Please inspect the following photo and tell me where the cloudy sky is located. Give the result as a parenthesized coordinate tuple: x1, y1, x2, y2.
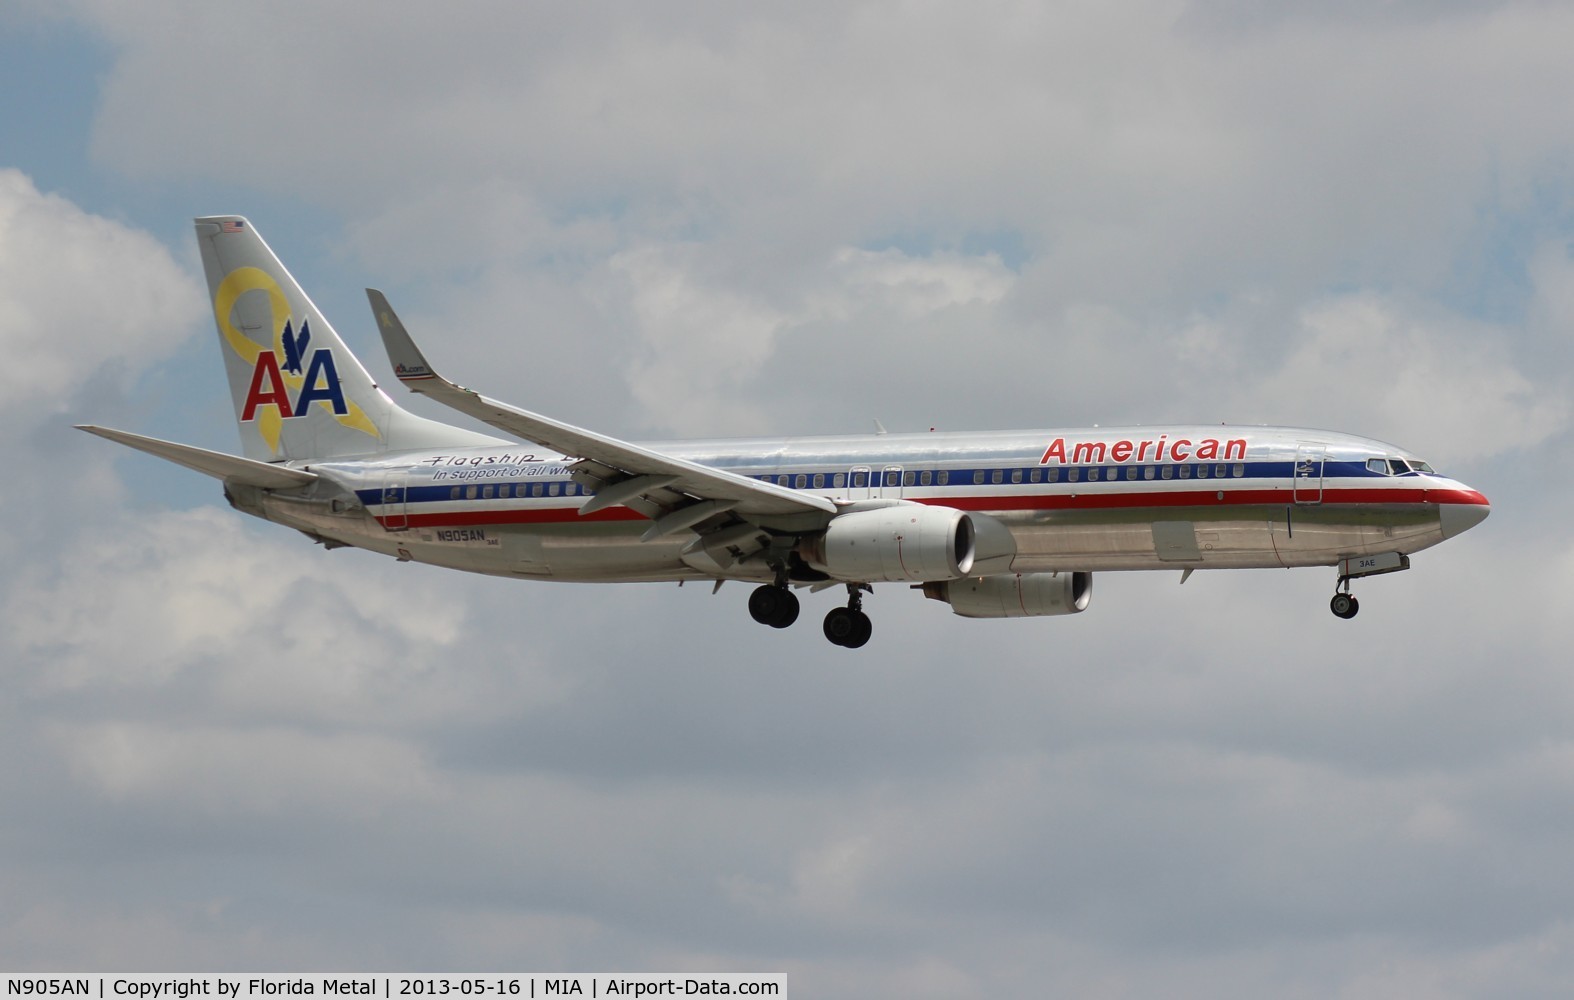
(3, 1, 1573, 994)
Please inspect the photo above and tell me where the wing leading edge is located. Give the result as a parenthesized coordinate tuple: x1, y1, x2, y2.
(367, 290, 837, 535)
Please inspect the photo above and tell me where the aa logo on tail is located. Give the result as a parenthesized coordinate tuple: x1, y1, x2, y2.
(239, 319, 348, 420)
(213, 265, 380, 455)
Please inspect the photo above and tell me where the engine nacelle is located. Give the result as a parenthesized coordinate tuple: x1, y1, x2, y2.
(803, 505, 975, 582)
(923, 572, 1092, 618)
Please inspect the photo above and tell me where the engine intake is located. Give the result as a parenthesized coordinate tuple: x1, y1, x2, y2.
(923, 572, 1092, 618)
(803, 504, 975, 582)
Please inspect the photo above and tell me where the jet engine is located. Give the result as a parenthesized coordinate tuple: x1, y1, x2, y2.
(802, 504, 975, 582)
(922, 572, 1092, 618)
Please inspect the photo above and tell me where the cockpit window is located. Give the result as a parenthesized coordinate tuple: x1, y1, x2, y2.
(1368, 456, 1432, 476)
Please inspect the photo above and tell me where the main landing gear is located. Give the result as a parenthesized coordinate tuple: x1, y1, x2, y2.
(746, 582, 873, 647)
(823, 585, 873, 649)
(747, 583, 800, 629)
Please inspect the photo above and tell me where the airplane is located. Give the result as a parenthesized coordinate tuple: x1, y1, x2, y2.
(79, 216, 1491, 648)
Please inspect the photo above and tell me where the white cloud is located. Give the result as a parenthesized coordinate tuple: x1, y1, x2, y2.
(0, 168, 202, 418)
(2, 506, 577, 727)
(1238, 293, 1567, 461)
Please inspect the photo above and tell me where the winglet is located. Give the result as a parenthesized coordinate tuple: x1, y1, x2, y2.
(367, 289, 439, 384)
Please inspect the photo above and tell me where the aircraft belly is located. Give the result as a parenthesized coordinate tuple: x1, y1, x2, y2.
(264, 489, 1452, 584)
(405, 523, 700, 581)
(1001, 504, 1446, 572)
(1268, 504, 1445, 566)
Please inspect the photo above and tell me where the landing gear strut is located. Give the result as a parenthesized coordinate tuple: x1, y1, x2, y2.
(748, 583, 800, 628)
(823, 585, 873, 648)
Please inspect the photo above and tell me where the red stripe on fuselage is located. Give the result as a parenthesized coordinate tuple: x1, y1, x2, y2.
(375, 484, 1486, 529)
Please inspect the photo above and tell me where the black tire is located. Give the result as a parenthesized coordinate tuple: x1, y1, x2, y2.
(843, 610, 873, 648)
(749, 585, 799, 628)
(1330, 593, 1358, 619)
(823, 607, 857, 646)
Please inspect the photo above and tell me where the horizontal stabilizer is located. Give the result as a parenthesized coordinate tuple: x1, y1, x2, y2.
(77, 425, 318, 489)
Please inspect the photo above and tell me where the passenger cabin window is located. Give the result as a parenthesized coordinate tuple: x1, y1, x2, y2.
(450, 486, 461, 500)
(1232, 463, 1246, 478)
(1144, 467, 1156, 480)
(1125, 467, 1138, 481)
(991, 469, 1003, 485)
(466, 485, 478, 500)
(937, 470, 949, 486)
(853, 471, 868, 487)
(482, 485, 494, 499)
(1161, 466, 1173, 480)
(795, 474, 807, 489)
(1030, 469, 1042, 484)
(833, 473, 846, 488)
(903, 471, 916, 487)
(973, 471, 985, 485)
(1088, 468, 1099, 482)
(885, 470, 900, 487)
(920, 470, 932, 486)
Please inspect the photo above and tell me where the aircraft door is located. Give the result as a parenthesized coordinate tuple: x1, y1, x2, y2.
(379, 470, 409, 531)
(1293, 444, 1325, 505)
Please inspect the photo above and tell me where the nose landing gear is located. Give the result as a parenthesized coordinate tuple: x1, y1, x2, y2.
(1328, 552, 1410, 619)
(1330, 590, 1360, 619)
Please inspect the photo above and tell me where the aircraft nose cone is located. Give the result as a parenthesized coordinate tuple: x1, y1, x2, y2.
(1439, 491, 1491, 538)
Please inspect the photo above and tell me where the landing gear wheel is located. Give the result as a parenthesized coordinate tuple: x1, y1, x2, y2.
(823, 607, 873, 648)
(1330, 593, 1359, 620)
(748, 584, 799, 628)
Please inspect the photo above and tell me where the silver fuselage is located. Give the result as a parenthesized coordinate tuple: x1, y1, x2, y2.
(236, 424, 1489, 584)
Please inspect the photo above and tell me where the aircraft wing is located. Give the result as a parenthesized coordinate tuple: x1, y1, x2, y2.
(367, 290, 836, 523)
(77, 425, 318, 489)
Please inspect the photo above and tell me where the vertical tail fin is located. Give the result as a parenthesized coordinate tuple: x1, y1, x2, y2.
(195, 216, 500, 461)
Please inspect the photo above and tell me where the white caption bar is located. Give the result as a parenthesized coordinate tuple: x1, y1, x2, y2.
(2, 976, 786, 1000)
